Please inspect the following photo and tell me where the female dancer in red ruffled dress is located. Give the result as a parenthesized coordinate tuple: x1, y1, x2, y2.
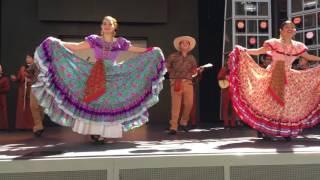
(228, 20, 320, 140)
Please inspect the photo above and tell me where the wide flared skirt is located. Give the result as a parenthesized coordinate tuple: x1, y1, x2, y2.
(32, 37, 166, 138)
(228, 47, 320, 137)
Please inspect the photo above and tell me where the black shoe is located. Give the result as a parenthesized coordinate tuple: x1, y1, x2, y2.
(257, 131, 263, 138)
(90, 135, 99, 141)
(179, 125, 189, 132)
(190, 124, 197, 129)
(262, 136, 271, 141)
(34, 129, 44, 137)
(168, 129, 177, 135)
(284, 137, 292, 142)
(257, 131, 274, 141)
(90, 135, 105, 144)
(95, 138, 105, 145)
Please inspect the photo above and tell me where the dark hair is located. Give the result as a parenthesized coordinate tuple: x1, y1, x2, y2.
(280, 20, 295, 30)
(26, 54, 33, 57)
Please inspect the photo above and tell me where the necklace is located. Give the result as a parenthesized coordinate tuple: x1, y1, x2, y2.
(102, 43, 107, 58)
(101, 39, 113, 59)
(283, 44, 293, 56)
(280, 39, 294, 56)
(278, 39, 295, 71)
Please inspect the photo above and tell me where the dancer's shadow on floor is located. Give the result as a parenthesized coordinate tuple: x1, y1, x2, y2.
(216, 134, 320, 153)
(125, 126, 258, 155)
(13, 142, 140, 160)
(0, 135, 140, 160)
(12, 141, 140, 160)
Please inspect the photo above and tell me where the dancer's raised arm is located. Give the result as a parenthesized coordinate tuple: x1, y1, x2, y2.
(62, 41, 90, 51)
(300, 51, 320, 61)
(246, 46, 270, 56)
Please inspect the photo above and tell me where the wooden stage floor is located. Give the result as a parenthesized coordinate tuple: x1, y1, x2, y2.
(1, 123, 320, 161)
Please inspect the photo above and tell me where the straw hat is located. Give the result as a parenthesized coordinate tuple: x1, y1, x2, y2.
(173, 36, 196, 51)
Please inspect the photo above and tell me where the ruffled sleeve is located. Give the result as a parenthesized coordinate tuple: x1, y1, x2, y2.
(293, 41, 308, 56)
(263, 38, 278, 50)
(117, 37, 132, 50)
(85, 34, 99, 48)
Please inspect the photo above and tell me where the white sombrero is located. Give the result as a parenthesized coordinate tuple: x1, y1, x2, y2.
(173, 36, 196, 51)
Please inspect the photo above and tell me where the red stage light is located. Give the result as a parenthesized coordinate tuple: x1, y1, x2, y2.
(306, 31, 314, 39)
(260, 21, 268, 29)
(293, 17, 302, 25)
(249, 37, 257, 45)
